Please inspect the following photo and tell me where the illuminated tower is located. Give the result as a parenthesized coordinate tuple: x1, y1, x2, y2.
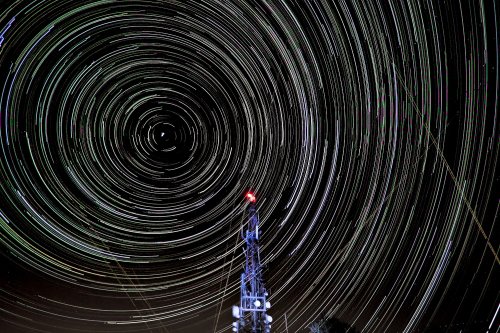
(232, 192, 272, 332)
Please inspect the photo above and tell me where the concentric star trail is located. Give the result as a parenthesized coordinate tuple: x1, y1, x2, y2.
(0, 1, 498, 332)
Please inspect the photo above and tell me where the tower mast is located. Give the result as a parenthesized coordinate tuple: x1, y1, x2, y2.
(232, 192, 272, 333)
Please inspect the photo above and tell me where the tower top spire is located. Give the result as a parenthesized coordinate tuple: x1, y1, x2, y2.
(245, 192, 257, 203)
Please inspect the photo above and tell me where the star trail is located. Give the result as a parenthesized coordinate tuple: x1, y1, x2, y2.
(0, 1, 498, 332)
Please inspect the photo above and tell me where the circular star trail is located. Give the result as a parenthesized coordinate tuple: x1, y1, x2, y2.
(0, 1, 498, 332)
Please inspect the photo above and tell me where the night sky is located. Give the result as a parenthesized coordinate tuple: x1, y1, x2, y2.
(0, 1, 498, 332)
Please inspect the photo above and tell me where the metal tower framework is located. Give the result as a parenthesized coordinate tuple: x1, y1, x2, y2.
(232, 193, 272, 333)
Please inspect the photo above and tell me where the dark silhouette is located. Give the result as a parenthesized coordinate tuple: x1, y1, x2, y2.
(309, 315, 358, 333)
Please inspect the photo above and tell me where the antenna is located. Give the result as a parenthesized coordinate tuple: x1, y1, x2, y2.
(232, 192, 271, 332)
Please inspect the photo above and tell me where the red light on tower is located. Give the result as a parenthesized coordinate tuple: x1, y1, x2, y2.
(246, 192, 256, 203)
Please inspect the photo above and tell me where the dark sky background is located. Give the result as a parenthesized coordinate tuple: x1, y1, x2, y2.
(0, 1, 498, 332)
